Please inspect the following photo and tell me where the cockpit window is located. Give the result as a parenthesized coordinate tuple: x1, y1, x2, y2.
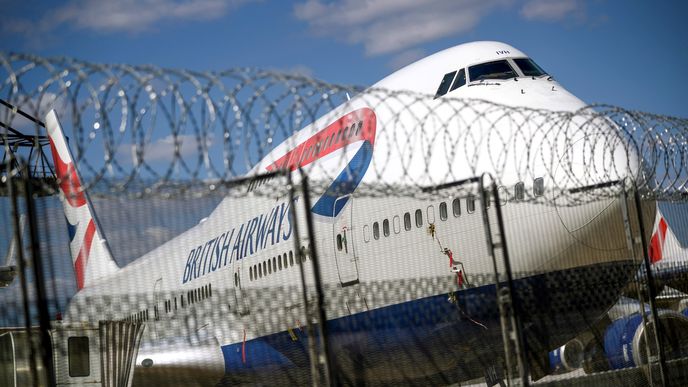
(434, 71, 456, 99)
(514, 58, 547, 77)
(468, 60, 517, 82)
(450, 69, 466, 91)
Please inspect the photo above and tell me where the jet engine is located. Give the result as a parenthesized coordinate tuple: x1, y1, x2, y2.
(549, 338, 585, 374)
(602, 310, 688, 370)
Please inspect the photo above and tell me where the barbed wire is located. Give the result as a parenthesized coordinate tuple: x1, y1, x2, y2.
(1, 52, 686, 202)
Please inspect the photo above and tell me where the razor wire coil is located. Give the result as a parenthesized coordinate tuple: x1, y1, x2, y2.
(1, 52, 687, 203)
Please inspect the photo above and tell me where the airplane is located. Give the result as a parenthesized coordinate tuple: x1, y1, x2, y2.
(11, 41, 659, 385)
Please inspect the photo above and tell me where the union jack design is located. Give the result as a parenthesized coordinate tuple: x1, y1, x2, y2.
(46, 110, 119, 290)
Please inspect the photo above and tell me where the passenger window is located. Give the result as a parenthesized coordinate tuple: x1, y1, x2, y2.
(415, 209, 423, 228)
(515, 182, 525, 201)
(373, 222, 380, 240)
(534, 177, 544, 196)
(404, 212, 411, 231)
(273, 257, 277, 272)
(393, 215, 401, 234)
(263, 261, 267, 275)
(363, 225, 370, 243)
(278, 255, 283, 270)
(383, 219, 390, 237)
(427, 205, 435, 224)
(68, 337, 90, 377)
(268, 259, 272, 274)
(249, 267, 253, 281)
(434, 71, 457, 99)
(450, 69, 466, 91)
(337, 234, 343, 250)
(467, 195, 476, 213)
(452, 198, 461, 217)
(439, 202, 448, 220)
(289, 251, 294, 266)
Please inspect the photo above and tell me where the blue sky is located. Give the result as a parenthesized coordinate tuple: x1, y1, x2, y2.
(1, 0, 686, 117)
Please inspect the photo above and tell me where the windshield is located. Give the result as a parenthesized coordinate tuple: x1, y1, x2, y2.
(468, 60, 517, 81)
(513, 58, 547, 77)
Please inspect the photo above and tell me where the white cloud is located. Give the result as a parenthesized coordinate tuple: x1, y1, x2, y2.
(294, 0, 512, 56)
(284, 65, 316, 78)
(118, 133, 212, 165)
(7, 0, 254, 36)
(520, 0, 583, 21)
(295, 0, 589, 66)
(0, 92, 69, 133)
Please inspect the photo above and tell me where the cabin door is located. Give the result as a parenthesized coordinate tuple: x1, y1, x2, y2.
(232, 260, 250, 315)
(333, 195, 359, 286)
(153, 277, 163, 338)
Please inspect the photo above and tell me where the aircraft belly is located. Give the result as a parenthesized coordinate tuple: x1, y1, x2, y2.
(218, 259, 635, 384)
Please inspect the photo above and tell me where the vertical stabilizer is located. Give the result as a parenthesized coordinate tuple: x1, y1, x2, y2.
(45, 110, 119, 290)
(649, 206, 684, 264)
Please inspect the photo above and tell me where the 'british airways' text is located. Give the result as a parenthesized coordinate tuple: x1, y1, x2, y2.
(182, 198, 297, 284)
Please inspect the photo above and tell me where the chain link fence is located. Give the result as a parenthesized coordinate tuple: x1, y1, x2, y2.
(1, 53, 688, 386)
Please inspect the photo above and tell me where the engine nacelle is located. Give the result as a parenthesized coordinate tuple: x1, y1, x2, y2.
(132, 335, 225, 387)
(549, 338, 584, 374)
(603, 310, 688, 370)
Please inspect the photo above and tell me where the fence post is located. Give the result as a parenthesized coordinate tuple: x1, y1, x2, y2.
(20, 160, 55, 387)
(631, 184, 668, 386)
(288, 172, 333, 386)
(479, 173, 529, 387)
(5, 158, 55, 386)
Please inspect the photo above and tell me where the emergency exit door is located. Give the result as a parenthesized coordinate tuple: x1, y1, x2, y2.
(333, 195, 359, 286)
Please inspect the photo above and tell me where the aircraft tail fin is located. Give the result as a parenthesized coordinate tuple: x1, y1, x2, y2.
(45, 110, 119, 290)
(649, 206, 682, 264)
